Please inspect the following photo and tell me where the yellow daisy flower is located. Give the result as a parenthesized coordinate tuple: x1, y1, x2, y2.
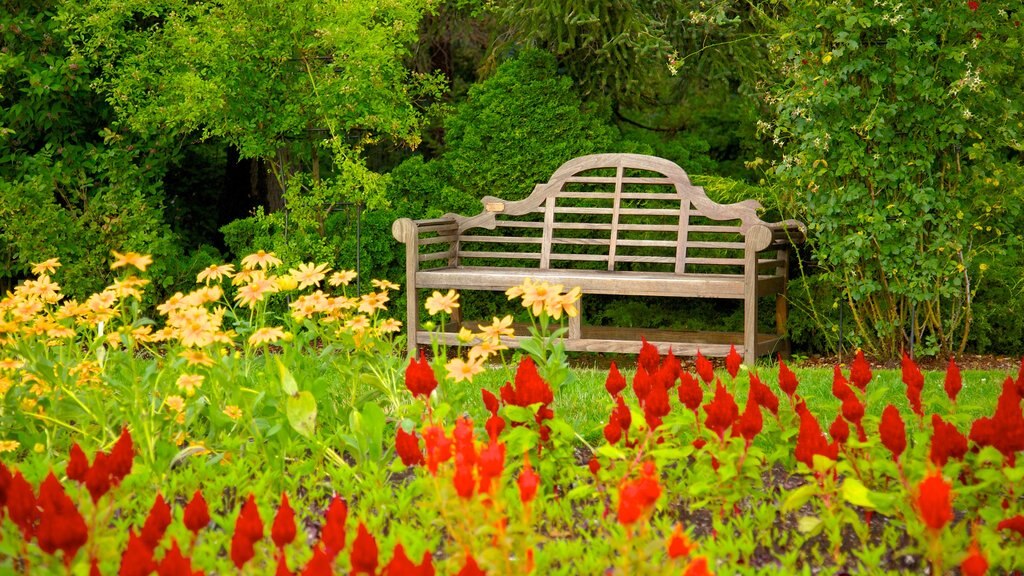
(288, 262, 331, 290)
(328, 270, 358, 286)
(445, 357, 485, 383)
(425, 289, 460, 316)
(197, 263, 235, 284)
(31, 257, 61, 275)
(223, 405, 243, 420)
(110, 251, 153, 272)
(240, 250, 283, 270)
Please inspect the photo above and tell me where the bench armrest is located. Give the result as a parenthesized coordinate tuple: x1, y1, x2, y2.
(745, 220, 807, 252)
(391, 216, 460, 245)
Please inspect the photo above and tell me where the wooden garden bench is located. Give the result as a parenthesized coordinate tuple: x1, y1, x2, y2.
(392, 153, 805, 364)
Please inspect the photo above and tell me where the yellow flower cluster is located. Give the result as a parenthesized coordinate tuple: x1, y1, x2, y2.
(506, 279, 581, 320)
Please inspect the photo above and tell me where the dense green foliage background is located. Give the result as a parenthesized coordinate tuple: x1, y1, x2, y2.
(2, 0, 1022, 357)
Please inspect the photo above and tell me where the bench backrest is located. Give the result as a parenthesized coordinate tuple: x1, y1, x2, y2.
(424, 154, 773, 275)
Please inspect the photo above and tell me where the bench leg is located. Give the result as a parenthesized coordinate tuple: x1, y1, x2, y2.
(569, 294, 582, 341)
(744, 292, 757, 366)
(406, 288, 418, 359)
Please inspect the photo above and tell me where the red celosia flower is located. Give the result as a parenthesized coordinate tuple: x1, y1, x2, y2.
(321, 495, 348, 558)
(422, 425, 453, 475)
(456, 552, 485, 576)
(141, 493, 172, 550)
(502, 356, 553, 407)
(929, 414, 968, 467)
(617, 462, 661, 525)
(157, 539, 200, 576)
(643, 378, 671, 430)
(120, 529, 157, 576)
(604, 415, 622, 445)
(384, 543, 435, 576)
(484, 414, 505, 442)
(85, 452, 111, 504)
(396, 427, 425, 467)
(109, 426, 135, 484)
(703, 380, 739, 440)
(272, 492, 297, 549)
(677, 372, 703, 412)
(660, 349, 681, 387)
(481, 389, 499, 415)
(749, 373, 779, 416)
(477, 440, 505, 494)
(944, 356, 962, 403)
(997, 514, 1024, 536)
(518, 455, 540, 504)
(301, 546, 334, 576)
(0, 462, 11, 514)
(405, 351, 438, 399)
(734, 392, 763, 443)
(275, 551, 295, 576)
(778, 356, 799, 399)
(230, 527, 256, 570)
(969, 377, 1024, 462)
(632, 366, 653, 405)
(967, 1, 979, 11)
(6, 470, 38, 539)
(850, 349, 872, 391)
(67, 443, 89, 483)
(794, 404, 838, 468)
(90, 558, 101, 576)
(961, 541, 988, 576)
(695, 350, 714, 384)
(183, 490, 210, 535)
(683, 556, 712, 576)
(36, 472, 89, 565)
(350, 522, 379, 575)
(453, 416, 477, 466)
(354, 522, 382, 569)
(901, 351, 925, 418)
(831, 365, 854, 403)
(588, 457, 601, 476)
(829, 414, 849, 444)
(639, 337, 661, 374)
(235, 494, 264, 544)
(667, 523, 694, 559)
(725, 344, 741, 378)
(605, 362, 626, 397)
(915, 470, 953, 532)
(879, 405, 906, 461)
(453, 459, 475, 499)
(613, 395, 632, 431)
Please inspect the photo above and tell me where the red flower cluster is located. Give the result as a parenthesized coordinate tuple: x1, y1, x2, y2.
(499, 357, 555, 441)
(794, 402, 838, 469)
(231, 494, 264, 569)
(36, 472, 89, 566)
(945, 356, 963, 403)
(879, 405, 907, 462)
(617, 461, 661, 525)
(405, 351, 438, 399)
(777, 356, 799, 400)
(703, 380, 739, 441)
(396, 426, 426, 467)
(969, 376, 1024, 464)
(901, 351, 925, 419)
(915, 470, 953, 533)
(695, 350, 714, 384)
(67, 427, 135, 504)
(929, 414, 968, 467)
(481, 389, 505, 441)
(850, 349, 872, 391)
(725, 344, 741, 379)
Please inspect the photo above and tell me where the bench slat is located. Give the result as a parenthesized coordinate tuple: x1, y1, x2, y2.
(418, 235, 458, 246)
(558, 191, 682, 200)
(460, 235, 544, 244)
(686, 257, 744, 266)
(419, 251, 453, 263)
(460, 251, 541, 260)
(686, 241, 745, 250)
(565, 176, 676, 185)
(688, 225, 742, 233)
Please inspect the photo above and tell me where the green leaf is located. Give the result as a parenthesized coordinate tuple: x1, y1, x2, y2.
(797, 516, 822, 534)
(360, 402, 386, 460)
(595, 444, 627, 460)
(503, 405, 536, 424)
(782, 483, 818, 513)
(566, 484, 596, 501)
(841, 477, 876, 509)
(286, 391, 317, 439)
(277, 358, 298, 396)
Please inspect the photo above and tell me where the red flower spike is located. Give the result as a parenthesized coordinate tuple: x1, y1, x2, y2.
(969, 377, 1024, 461)
(481, 389, 499, 414)
(831, 365, 854, 403)
(37, 472, 89, 565)
(794, 406, 838, 468)
(301, 546, 334, 576)
(667, 524, 694, 559)
(915, 470, 953, 532)
(384, 543, 422, 576)
(109, 426, 135, 484)
(0, 461, 11, 507)
(477, 441, 505, 494)
(661, 348, 681, 387)
(841, 395, 864, 427)
(509, 356, 553, 407)
(643, 377, 671, 430)
(453, 460, 475, 499)
(350, 523, 379, 575)
(638, 336, 661, 375)
(677, 372, 703, 412)
(879, 405, 907, 462)
(157, 539, 197, 576)
(456, 552, 485, 576)
(6, 470, 38, 539)
(67, 443, 89, 483)
(85, 451, 111, 504)
(484, 414, 505, 442)
(518, 455, 540, 504)
(395, 427, 425, 467)
(850, 349, 872, 391)
(605, 362, 626, 397)
(829, 414, 849, 444)
(997, 515, 1024, 536)
(632, 366, 653, 405)
(230, 529, 256, 570)
(682, 556, 712, 576)
(141, 493, 172, 550)
(235, 493, 264, 543)
(778, 356, 799, 399)
(961, 541, 988, 576)
(967, 1, 979, 11)
(613, 395, 632, 431)
(588, 457, 601, 476)
(749, 373, 779, 416)
(405, 351, 438, 399)
(183, 490, 210, 535)
(703, 380, 739, 440)
(616, 464, 661, 525)
(725, 344, 741, 379)
(944, 356, 962, 403)
(1017, 356, 1024, 397)
(272, 492, 297, 549)
(734, 392, 763, 443)
(120, 530, 157, 576)
(695, 350, 714, 384)
(453, 416, 477, 466)
(276, 550, 296, 576)
(90, 558, 102, 576)
(901, 351, 925, 418)
(929, 414, 968, 467)
(604, 416, 623, 445)
(422, 425, 452, 475)
(321, 495, 348, 557)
